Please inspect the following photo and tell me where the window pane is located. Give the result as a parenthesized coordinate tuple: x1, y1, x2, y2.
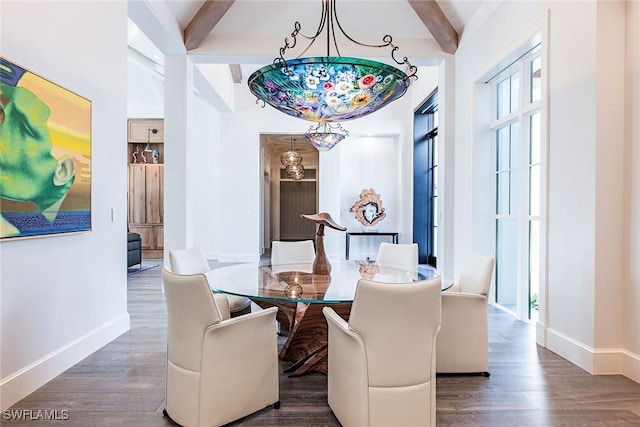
(497, 127, 510, 171)
(529, 220, 540, 320)
(510, 122, 519, 169)
(433, 135, 438, 163)
(529, 164, 540, 216)
(497, 77, 510, 119)
(530, 112, 541, 164)
(496, 219, 518, 309)
(433, 226, 438, 258)
(530, 56, 541, 103)
(510, 72, 520, 113)
(497, 172, 509, 214)
(433, 165, 438, 197)
(509, 170, 519, 215)
(433, 196, 438, 227)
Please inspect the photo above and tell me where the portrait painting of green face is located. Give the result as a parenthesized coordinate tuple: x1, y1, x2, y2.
(0, 57, 91, 239)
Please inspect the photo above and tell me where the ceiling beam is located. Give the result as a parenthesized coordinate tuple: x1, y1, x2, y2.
(407, 0, 459, 55)
(229, 64, 242, 83)
(183, 0, 236, 51)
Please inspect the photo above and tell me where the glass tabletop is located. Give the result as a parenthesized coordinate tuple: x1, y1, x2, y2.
(206, 261, 443, 304)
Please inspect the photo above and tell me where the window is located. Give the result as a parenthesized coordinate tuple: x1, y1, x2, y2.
(413, 89, 438, 267)
(490, 44, 542, 320)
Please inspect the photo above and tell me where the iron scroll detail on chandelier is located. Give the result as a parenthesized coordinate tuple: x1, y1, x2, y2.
(248, 0, 418, 151)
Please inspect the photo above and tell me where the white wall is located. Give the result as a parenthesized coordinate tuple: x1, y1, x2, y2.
(339, 136, 401, 260)
(192, 97, 223, 259)
(625, 0, 640, 381)
(0, 1, 130, 409)
(453, 0, 638, 381)
(593, 0, 626, 363)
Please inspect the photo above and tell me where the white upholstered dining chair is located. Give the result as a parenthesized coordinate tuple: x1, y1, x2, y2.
(270, 240, 316, 265)
(436, 252, 495, 376)
(161, 268, 280, 426)
(375, 242, 419, 270)
(323, 276, 442, 427)
(169, 246, 252, 317)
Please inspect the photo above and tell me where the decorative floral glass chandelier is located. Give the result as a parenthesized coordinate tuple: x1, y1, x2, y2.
(305, 122, 349, 151)
(248, 0, 417, 151)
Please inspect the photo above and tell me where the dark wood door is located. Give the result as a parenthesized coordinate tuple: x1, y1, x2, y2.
(280, 181, 316, 241)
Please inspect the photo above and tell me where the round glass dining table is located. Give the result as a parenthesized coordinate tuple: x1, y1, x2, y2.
(206, 260, 440, 303)
(206, 260, 443, 376)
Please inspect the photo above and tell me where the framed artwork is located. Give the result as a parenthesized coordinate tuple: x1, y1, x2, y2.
(0, 57, 92, 239)
(350, 188, 386, 227)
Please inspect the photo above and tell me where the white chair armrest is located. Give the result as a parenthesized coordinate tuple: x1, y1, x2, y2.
(323, 307, 369, 427)
(200, 307, 279, 425)
(437, 292, 488, 373)
(212, 293, 231, 320)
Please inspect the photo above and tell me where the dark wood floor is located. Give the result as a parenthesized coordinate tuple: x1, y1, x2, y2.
(6, 261, 640, 426)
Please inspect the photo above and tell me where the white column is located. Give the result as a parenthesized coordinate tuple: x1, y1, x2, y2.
(163, 54, 194, 261)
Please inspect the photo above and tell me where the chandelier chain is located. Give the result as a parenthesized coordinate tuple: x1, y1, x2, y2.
(275, 0, 417, 80)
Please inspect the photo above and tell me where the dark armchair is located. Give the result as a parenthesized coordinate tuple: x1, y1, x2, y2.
(128, 232, 142, 268)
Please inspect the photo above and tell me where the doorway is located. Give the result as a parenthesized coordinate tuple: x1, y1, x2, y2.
(261, 134, 319, 253)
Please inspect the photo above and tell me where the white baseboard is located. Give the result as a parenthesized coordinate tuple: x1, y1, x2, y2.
(594, 348, 640, 383)
(545, 326, 640, 384)
(620, 350, 640, 383)
(0, 313, 130, 411)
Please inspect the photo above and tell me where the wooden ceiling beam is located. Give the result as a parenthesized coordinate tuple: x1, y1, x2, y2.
(229, 64, 242, 83)
(407, 0, 459, 54)
(184, 0, 236, 51)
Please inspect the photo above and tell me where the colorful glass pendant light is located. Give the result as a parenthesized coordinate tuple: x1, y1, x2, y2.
(248, 0, 417, 125)
(304, 122, 349, 151)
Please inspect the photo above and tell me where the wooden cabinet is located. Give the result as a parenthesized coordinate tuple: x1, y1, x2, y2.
(128, 118, 164, 165)
(128, 163, 164, 258)
(128, 119, 164, 142)
(128, 119, 164, 259)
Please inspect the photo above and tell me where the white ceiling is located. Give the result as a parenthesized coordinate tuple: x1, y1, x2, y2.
(128, 0, 485, 69)
(162, 0, 481, 39)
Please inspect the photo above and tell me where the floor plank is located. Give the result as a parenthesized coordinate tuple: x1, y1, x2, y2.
(5, 260, 640, 426)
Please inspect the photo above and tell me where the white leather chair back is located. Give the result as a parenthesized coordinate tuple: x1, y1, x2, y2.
(375, 242, 418, 270)
(162, 268, 222, 373)
(169, 247, 210, 274)
(162, 268, 280, 426)
(459, 253, 495, 295)
(170, 247, 252, 316)
(271, 240, 315, 265)
(349, 277, 441, 387)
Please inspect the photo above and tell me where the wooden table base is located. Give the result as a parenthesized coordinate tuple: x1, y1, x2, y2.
(254, 300, 351, 376)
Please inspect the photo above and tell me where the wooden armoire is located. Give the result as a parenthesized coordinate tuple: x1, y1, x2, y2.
(127, 119, 164, 259)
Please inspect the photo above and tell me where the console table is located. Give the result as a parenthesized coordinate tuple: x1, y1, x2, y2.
(345, 231, 399, 260)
